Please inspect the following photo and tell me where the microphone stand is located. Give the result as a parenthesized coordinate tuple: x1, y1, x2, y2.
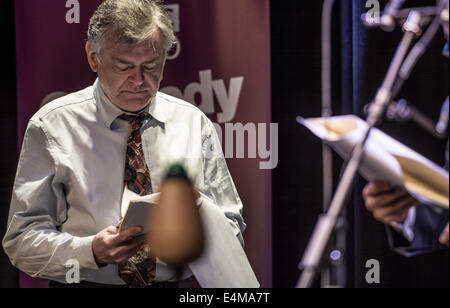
(296, 10, 428, 288)
(320, 0, 336, 288)
(388, 11, 449, 138)
(363, 11, 447, 139)
(362, 6, 439, 30)
(393, 11, 445, 99)
(386, 98, 448, 139)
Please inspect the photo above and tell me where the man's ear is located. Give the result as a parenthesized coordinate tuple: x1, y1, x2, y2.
(85, 42, 99, 73)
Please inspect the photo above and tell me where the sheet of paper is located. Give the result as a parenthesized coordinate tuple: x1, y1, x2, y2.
(119, 188, 160, 233)
(188, 195, 260, 288)
(121, 187, 140, 218)
(298, 115, 449, 208)
(119, 188, 259, 286)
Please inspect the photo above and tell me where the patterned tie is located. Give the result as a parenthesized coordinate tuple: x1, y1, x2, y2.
(118, 112, 156, 288)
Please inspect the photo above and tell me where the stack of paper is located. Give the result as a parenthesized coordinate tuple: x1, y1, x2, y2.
(297, 115, 449, 209)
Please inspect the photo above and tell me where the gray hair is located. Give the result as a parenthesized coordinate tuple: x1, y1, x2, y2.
(87, 0, 176, 55)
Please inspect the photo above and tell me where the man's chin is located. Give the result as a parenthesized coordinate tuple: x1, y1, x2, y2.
(117, 98, 152, 113)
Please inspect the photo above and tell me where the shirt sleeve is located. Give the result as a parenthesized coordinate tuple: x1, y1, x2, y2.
(2, 119, 99, 280)
(199, 116, 247, 247)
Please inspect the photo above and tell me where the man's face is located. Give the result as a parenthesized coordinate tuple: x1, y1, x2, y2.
(86, 32, 166, 112)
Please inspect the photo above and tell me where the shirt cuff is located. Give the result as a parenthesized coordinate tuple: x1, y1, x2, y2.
(389, 207, 416, 242)
(72, 235, 100, 270)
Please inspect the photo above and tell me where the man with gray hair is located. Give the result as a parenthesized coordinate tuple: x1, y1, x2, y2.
(3, 0, 246, 288)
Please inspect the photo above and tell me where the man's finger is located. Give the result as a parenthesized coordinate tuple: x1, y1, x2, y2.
(116, 245, 144, 264)
(439, 224, 449, 246)
(363, 181, 394, 198)
(372, 180, 393, 191)
(113, 235, 147, 263)
(105, 226, 119, 234)
(365, 187, 410, 211)
(115, 226, 143, 243)
(374, 195, 417, 223)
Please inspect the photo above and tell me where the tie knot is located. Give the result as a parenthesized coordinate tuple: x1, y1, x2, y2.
(119, 112, 151, 128)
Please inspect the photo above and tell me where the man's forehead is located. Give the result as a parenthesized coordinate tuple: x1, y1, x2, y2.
(104, 39, 164, 62)
(101, 29, 164, 58)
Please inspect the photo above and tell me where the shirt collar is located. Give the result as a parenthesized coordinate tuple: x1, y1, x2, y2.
(148, 92, 169, 124)
(93, 78, 167, 129)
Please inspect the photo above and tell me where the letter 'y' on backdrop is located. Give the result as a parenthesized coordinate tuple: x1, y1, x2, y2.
(15, 0, 271, 287)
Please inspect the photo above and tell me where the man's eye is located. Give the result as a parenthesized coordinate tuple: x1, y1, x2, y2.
(117, 66, 130, 71)
(144, 62, 160, 71)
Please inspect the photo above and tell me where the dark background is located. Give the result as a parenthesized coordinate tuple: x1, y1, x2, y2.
(1, 0, 19, 288)
(272, 0, 449, 288)
(1, 0, 448, 288)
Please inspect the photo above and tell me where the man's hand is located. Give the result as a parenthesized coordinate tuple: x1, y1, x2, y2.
(439, 223, 449, 247)
(92, 226, 147, 266)
(362, 181, 421, 224)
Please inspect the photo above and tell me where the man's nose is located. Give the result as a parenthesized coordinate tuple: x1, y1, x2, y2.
(128, 67, 145, 85)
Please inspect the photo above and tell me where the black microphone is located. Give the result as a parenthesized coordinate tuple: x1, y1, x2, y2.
(381, 0, 407, 31)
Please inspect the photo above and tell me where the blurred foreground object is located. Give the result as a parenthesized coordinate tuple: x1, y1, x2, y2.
(148, 165, 204, 265)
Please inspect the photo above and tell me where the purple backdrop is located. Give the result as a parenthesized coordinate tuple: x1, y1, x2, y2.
(15, 0, 272, 287)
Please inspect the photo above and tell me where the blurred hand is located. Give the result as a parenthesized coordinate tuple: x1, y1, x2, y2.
(92, 226, 147, 266)
(439, 223, 449, 247)
(362, 181, 421, 224)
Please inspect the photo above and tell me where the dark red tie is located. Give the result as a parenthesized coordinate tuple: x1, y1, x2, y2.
(118, 112, 156, 288)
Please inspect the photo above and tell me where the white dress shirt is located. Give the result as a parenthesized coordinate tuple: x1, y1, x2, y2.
(2, 79, 246, 285)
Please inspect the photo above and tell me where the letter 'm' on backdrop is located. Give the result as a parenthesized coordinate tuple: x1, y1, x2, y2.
(15, 0, 271, 287)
